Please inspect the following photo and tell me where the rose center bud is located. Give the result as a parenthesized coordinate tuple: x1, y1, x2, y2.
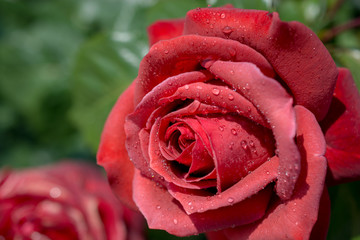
(159, 111, 275, 192)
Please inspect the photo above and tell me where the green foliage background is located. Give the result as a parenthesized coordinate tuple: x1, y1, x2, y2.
(0, 0, 359, 239)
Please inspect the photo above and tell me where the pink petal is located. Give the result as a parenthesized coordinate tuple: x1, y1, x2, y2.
(320, 68, 360, 185)
(97, 83, 138, 210)
(223, 105, 327, 240)
(206, 60, 299, 200)
(147, 19, 185, 46)
(184, 7, 338, 120)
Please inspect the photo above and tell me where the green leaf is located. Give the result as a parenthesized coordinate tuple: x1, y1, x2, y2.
(328, 181, 360, 240)
(70, 33, 146, 151)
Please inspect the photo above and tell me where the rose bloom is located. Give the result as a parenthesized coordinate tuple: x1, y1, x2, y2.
(97, 6, 360, 240)
(0, 162, 145, 240)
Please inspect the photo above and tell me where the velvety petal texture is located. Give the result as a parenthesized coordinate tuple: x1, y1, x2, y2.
(0, 162, 145, 240)
(97, 5, 360, 240)
(184, 7, 338, 120)
(321, 68, 360, 185)
(97, 82, 137, 210)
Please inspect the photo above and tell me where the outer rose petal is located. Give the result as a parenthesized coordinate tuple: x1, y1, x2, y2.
(184, 7, 338, 120)
(220, 106, 327, 240)
(97, 82, 137, 210)
(132, 170, 271, 237)
(321, 68, 360, 185)
(147, 19, 185, 46)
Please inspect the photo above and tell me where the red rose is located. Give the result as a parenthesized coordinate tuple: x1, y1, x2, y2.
(0, 162, 145, 240)
(97, 6, 360, 239)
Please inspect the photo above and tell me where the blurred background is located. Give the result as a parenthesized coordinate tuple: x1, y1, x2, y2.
(0, 0, 359, 239)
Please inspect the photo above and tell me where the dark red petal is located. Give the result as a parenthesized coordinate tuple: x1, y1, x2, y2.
(224, 105, 327, 240)
(206, 60, 299, 200)
(168, 156, 278, 215)
(97, 82, 137, 210)
(320, 68, 360, 185)
(132, 170, 271, 236)
(206, 230, 229, 240)
(134, 35, 275, 103)
(147, 19, 185, 46)
(184, 7, 338, 120)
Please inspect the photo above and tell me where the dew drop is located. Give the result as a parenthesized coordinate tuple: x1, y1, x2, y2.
(188, 201, 192, 206)
(230, 70, 234, 75)
(227, 197, 234, 203)
(196, 85, 202, 90)
(231, 128, 237, 135)
(218, 125, 225, 131)
(241, 140, 248, 150)
(212, 88, 220, 96)
(222, 26, 233, 35)
(156, 205, 161, 209)
(173, 219, 178, 224)
(220, 13, 226, 19)
(249, 140, 254, 147)
(184, 84, 189, 90)
(266, 171, 270, 175)
(228, 93, 234, 100)
(164, 50, 169, 54)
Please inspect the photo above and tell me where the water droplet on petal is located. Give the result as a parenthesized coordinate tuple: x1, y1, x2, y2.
(156, 205, 161, 209)
(164, 50, 169, 54)
(173, 219, 178, 224)
(228, 93, 234, 100)
(220, 13, 226, 19)
(231, 129, 237, 135)
(249, 140, 254, 147)
(227, 197, 234, 203)
(222, 26, 233, 35)
(241, 140, 248, 150)
(184, 84, 189, 90)
(218, 125, 225, 131)
(212, 88, 220, 96)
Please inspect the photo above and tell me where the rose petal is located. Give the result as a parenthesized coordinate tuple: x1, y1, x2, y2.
(160, 82, 269, 127)
(206, 60, 299, 200)
(309, 188, 331, 240)
(195, 115, 274, 191)
(125, 71, 212, 181)
(223, 105, 327, 240)
(168, 156, 278, 215)
(147, 19, 185, 46)
(97, 83, 137, 210)
(134, 35, 275, 103)
(132, 170, 271, 236)
(184, 7, 338, 120)
(320, 68, 360, 185)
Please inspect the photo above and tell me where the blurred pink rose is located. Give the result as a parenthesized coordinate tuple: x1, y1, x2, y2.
(0, 162, 145, 240)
